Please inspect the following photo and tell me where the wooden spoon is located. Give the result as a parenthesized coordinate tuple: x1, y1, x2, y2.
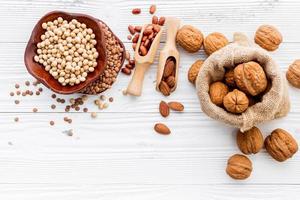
(156, 17, 181, 92)
(126, 24, 163, 96)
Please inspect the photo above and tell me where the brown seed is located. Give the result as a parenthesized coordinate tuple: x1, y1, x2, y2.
(14, 100, 20, 104)
(159, 101, 170, 118)
(109, 97, 114, 102)
(83, 108, 88, 112)
(64, 117, 69, 122)
(121, 67, 131, 75)
(152, 15, 158, 24)
(125, 64, 134, 70)
(61, 99, 66, 104)
(158, 17, 166, 26)
(25, 81, 30, 86)
(51, 94, 56, 99)
(168, 102, 184, 112)
(128, 25, 135, 35)
(14, 117, 19, 122)
(75, 106, 80, 111)
(134, 26, 142, 32)
(15, 84, 20, 89)
(127, 35, 132, 40)
(16, 91, 21, 96)
(51, 104, 56, 109)
(36, 91, 40, 95)
(163, 59, 175, 78)
(129, 60, 135, 66)
(10, 92, 14, 96)
(29, 91, 33, 96)
(132, 34, 140, 43)
(154, 123, 171, 135)
(159, 81, 170, 96)
(166, 76, 176, 88)
(140, 45, 148, 56)
(149, 5, 156, 14)
(91, 112, 97, 118)
(132, 8, 141, 15)
(50, 121, 55, 126)
(38, 88, 43, 92)
(22, 92, 26, 96)
(68, 119, 72, 124)
(33, 108, 38, 113)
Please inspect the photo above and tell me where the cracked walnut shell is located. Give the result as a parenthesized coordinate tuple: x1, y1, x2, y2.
(223, 89, 249, 114)
(265, 128, 298, 162)
(255, 25, 282, 51)
(209, 81, 229, 106)
(286, 60, 300, 88)
(237, 126, 264, 154)
(188, 60, 204, 84)
(224, 69, 236, 87)
(226, 154, 252, 180)
(204, 32, 229, 55)
(234, 61, 267, 96)
(176, 25, 204, 53)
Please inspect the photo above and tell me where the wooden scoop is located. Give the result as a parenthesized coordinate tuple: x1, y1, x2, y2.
(126, 24, 163, 96)
(156, 17, 181, 92)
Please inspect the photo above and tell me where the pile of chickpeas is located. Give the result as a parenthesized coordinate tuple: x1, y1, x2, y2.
(34, 17, 99, 86)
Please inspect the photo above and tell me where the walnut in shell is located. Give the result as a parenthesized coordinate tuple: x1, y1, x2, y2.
(237, 127, 264, 154)
(223, 89, 249, 113)
(224, 69, 236, 87)
(188, 60, 204, 84)
(209, 81, 229, 106)
(286, 60, 300, 88)
(176, 25, 204, 53)
(265, 128, 298, 162)
(234, 61, 267, 96)
(255, 25, 282, 51)
(226, 154, 252, 180)
(204, 32, 229, 55)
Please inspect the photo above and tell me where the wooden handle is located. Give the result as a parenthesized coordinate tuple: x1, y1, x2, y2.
(126, 62, 151, 96)
(165, 17, 180, 47)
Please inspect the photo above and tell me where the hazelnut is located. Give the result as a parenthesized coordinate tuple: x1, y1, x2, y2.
(255, 25, 282, 51)
(188, 60, 204, 84)
(286, 60, 300, 88)
(176, 25, 204, 53)
(223, 89, 249, 113)
(209, 81, 229, 106)
(237, 127, 264, 155)
(224, 69, 236, 87)
(234, 61, 267, 96)
(226, 154, 252, 180)
(204, 32, 229, 55)
(265, 128, 298, 162)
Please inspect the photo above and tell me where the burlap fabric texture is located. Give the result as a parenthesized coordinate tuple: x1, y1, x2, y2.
(196, 33, 290, 132)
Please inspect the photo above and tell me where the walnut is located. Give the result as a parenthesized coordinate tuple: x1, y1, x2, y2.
(265, 128, 298, 162)
(224, 69, 236, 87)
(255, 25, 282, 51)
(204, 32, 229, 55)
(223, 89, 249, 113)
(234, 61, 267, 96)
(226, 154, 252, 180)
(188, 60, 204, 84)
(286, 60, 300, 88)
(209, 81, 229, 106)
(176, 25, 204, 53)
(237, 127, 264, 154)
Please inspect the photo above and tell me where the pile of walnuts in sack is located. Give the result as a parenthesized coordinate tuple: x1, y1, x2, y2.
(175, 24, 299, 180)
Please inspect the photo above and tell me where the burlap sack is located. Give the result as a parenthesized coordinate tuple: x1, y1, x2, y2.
(196, 33, 290, 132)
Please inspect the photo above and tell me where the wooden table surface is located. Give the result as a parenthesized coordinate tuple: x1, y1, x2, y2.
(1, 0, 300, 199)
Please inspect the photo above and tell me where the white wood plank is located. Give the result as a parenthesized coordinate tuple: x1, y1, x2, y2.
(0, 112, 300, 184)
(0, 183, 299, 200)
(0, 0, 300, 43)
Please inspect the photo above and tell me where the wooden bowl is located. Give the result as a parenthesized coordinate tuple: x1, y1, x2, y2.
(24, 11, 107, 94)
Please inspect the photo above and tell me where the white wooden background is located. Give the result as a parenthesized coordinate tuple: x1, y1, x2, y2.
(1, 0, 300, 199)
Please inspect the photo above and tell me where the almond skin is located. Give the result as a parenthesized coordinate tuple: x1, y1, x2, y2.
(168, 102, 184, 111)
(159, 101, 170, 118)
(163, 59, 175, 78)
(159, 81, 171, 96)
(154, 123, 171, 135)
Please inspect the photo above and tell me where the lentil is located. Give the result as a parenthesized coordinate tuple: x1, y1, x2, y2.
(14, 100, 20, 104)
(91, 112, 97, 118)
(50, 121, 55, 126)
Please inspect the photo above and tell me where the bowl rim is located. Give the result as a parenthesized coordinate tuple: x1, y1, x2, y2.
(24, 10, 107, 94)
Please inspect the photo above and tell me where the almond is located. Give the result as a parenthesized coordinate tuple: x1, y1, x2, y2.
(159, 81, 170, 96)
(166, 76, 176, 88)
(168, 102, 184, 111)
(163, 59, 175, 78)
(154, 123, 171, 135)
(159, 101, 169, 117)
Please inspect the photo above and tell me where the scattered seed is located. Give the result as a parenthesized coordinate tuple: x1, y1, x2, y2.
(132, 8, 141, 15)
(10, 92, 14, 96)
(25, 81, 30, 86)
(8, 141, 13, 145)
(149, 5, 156, 14)
(103, 103, 109, 109)
(94, 99, 100, 105)
(65, 107, 70, 112)
(83, 108, 88, 112)
(16, 91, 21, 95)
(51, 94, 56, 99)
(91, 112, 97, 118)
(14, 117, 19, 122)
(38, 88, 43, 92)
(100, 95, 106, 101)
(15, 84, 20, 89)
(22, 92, 26, 96)
(75, 106, 80, 111)
(109, 97, 114, 102)
(50, 121, 55, 126)
(36, 91, 40, 95)
(64, 117, 69, 122)
(68, 119, 72, 124)
(14, 100, 20, 104)
(127, 35, 132, 40)
(33, 108, 38, 112)
(29, 91, 33, 96)
(51, 104, 56, 109)
(61, 99, 66, 104)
